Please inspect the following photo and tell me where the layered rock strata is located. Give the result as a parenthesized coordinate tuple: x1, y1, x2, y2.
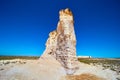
(42, 8, 79, 74)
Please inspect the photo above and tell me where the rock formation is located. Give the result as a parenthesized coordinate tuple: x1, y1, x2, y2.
(41, 8, 79, 74)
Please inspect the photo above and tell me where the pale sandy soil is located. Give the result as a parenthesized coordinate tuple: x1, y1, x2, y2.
(0, 55, 66, 80)
(0, 56, 119, 80)
(74, 62, 118, 80)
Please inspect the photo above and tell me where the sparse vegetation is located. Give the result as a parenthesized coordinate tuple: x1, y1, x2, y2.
(78, 58, 120, 75)
(0, 56, 39, 60)
(78, 58, 120, 64)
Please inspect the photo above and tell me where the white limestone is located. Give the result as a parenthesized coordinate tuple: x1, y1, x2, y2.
(42, 8, 79, 74)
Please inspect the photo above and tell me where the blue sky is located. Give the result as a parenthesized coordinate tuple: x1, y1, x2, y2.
(0, 0, 120, 58)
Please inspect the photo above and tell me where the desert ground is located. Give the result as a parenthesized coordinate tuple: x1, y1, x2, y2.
(0, 56, 120, 80)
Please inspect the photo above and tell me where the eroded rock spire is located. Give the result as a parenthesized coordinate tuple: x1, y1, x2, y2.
(42, 8, 79, 74)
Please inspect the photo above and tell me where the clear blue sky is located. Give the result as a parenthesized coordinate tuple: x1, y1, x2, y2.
(0, 0, 120, 58)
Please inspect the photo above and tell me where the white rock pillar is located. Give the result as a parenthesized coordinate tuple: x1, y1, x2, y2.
(42, 8, 79, 75)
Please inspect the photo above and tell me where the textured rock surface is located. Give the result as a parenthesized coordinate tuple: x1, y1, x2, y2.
(42, 8, 79, 74)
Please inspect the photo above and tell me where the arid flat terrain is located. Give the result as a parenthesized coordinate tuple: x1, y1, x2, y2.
(0, 56, 120, 80)
(78, 58, 120, 75)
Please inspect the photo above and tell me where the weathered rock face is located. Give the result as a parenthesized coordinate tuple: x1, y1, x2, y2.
(42, 8, 79, 74)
